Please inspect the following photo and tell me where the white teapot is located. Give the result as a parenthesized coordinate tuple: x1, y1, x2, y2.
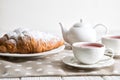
(59, 19, 108, 44)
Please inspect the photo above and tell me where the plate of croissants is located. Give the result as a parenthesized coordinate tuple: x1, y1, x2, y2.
(0, 28, 65, 57)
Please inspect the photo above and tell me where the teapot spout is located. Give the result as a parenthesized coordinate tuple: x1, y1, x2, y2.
(59, 22, 69, 43)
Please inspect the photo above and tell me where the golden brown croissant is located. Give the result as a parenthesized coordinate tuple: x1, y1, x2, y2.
(0, 28, 64, 54)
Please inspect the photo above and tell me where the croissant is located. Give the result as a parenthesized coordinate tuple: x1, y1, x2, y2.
(0, 28, 64, 54)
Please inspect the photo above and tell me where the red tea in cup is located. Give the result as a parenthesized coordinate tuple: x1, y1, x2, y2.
(76, 43, 103, 48)
(109, 36, 120, 39)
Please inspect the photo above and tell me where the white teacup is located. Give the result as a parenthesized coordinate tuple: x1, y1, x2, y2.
(102, 35, 120, 54)
(72, 42, 113, 65)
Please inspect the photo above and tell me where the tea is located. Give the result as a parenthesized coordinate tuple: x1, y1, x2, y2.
(110, 36, 120, 39)
(80, 43, 103, 48)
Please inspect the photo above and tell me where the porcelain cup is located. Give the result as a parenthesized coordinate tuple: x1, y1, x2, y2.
(72, 42, 113, 65)
(102, 35, 120, 55)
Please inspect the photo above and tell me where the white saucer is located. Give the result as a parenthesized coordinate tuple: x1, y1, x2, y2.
(0, 45, 65, 57)
(114, 54, 120, 57)
(62, 56, 115, 69)
(114, 53, 120, 57)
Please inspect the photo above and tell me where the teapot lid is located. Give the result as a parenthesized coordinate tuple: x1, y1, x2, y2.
(73, 19, 84, 28)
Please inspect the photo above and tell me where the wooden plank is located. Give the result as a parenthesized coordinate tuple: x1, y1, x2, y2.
(103, 76, 120, 80)
(0, 78, 20, 80)
(63, 76, 104, 80)
(21, 77, 62, 80)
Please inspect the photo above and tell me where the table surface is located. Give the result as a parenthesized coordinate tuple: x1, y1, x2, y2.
(0, 49, 120, 79)
(0, 76, 120, 80)
(0, 50, 120, 80)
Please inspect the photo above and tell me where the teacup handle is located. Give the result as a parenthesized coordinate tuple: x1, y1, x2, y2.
(104, 48, 114, 58)
(93, 24, 108, 41)
(100, 48, 114, 62)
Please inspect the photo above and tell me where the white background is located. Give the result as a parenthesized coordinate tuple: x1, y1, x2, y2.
(0, 0, 120, 35)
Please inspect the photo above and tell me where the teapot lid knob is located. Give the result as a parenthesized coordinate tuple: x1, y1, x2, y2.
(80, 19, 82, 23)
(73, 19, 83, 27)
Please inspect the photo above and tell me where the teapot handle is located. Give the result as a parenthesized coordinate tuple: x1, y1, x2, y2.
(93, 24, 108, 41)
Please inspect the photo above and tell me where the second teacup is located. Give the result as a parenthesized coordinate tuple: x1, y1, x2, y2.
(102, 35, 120, 55)
(72, 42, 113, 65)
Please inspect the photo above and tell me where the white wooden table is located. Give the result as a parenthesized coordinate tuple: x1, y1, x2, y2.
(0, 76, 120, 80)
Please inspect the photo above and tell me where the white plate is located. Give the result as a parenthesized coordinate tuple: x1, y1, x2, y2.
(62, 56, 114, 69)
(114, 54, 120, 57)
(0, 45, 65, 57)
